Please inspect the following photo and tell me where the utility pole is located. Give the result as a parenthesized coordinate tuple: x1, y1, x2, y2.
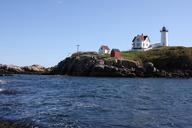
(76, 44, 80, 57)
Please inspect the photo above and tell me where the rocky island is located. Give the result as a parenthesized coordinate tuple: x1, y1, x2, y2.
(0, 47, 192, 78)
(50, 46, 192, 78)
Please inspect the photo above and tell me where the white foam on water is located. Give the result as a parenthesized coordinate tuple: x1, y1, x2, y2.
(74, 102, 99, 108)
(0, 80, 7, 84)
(0, 88, 5, 92)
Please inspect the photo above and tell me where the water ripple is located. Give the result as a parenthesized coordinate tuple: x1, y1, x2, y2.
(0, 75, 192, 128)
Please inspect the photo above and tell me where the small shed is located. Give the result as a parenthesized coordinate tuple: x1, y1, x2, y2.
(110, 49, 121, 58)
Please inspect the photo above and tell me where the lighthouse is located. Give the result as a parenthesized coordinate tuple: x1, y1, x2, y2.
(160, 26, 168, 46)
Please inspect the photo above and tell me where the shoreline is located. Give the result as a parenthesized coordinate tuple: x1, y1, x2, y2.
(1, 47, 192, 78)
(0, 73, 191, 79)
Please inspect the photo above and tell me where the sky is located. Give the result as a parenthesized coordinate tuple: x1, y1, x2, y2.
(0, 0, 192, 67)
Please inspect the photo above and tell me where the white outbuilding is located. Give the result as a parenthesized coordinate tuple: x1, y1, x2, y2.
(98, 45, 110, 55)
(132, 34, 151, 51)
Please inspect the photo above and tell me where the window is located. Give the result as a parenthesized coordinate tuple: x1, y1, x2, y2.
(137, 38, 140, 42)
(137, 43, 140, 47)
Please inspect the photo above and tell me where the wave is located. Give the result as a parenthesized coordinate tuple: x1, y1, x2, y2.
(0, 80, 7, 84)
(71, 102, 111, 113)
(0, 88, 17, 95)
(0, 88, 5, 92)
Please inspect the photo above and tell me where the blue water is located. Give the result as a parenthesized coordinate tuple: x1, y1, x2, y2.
(0, 75, 192, 128)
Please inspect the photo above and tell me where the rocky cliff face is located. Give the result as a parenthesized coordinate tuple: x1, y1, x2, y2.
(50, 52, 164, 77)
(0, 64, 48, 75)
(50, 52, 192, 78)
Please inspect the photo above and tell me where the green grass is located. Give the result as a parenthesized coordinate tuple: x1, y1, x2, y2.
(100, 51, 142, 60)
(100, 54, 110, 59)
(98, 46, 192, 71)
(120, 46, 192, 70)
(121, 51, 141, 60)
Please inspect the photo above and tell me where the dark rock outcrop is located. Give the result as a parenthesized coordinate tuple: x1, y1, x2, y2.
(1, 49, 192, 78)
(144, 62, 156, 73)
(90, 65, 123, 77)
(50, 52, 192, 78)
(0, 119, 40, 128)
(0, 64, 23, 74)
(52, 55, 97, 76)
(50, 52, 148, 77)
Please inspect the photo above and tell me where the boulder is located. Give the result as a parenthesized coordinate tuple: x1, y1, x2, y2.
(144, 62, 156, 73)
(90, 65, 122, 77)
(120, 59, 139, 69)
(104, 59, 139, 69)
(126, 72, 136, 77)
(0, 64, 48, 74)
(135, 66, 145, 74)
(0, 64, 24, 74)
(22, 64, 46, 73)
(0, 119, 39, 128)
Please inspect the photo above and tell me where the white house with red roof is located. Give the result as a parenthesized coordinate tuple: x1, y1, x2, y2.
(131, 27, 169, 51)
(98, 45, 110, 54)
(132, 34, 151, 51)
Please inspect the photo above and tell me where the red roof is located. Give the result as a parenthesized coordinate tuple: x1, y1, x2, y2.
(100, 45, 110, 50)
(132, 34, 148, 42)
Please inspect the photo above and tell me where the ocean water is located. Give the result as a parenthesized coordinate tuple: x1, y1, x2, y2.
(0, 75, 192, 128)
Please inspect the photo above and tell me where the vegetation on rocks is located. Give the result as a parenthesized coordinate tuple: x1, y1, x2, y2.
(0, 47, 192, 78)
(50, 46, 192, 78)
(122, 46, 192, 71)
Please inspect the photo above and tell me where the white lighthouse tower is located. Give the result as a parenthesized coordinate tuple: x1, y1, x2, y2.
(160, 26, 168, 46)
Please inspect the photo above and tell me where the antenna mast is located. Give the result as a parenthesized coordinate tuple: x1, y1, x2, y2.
(76, 44, 80, 57)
